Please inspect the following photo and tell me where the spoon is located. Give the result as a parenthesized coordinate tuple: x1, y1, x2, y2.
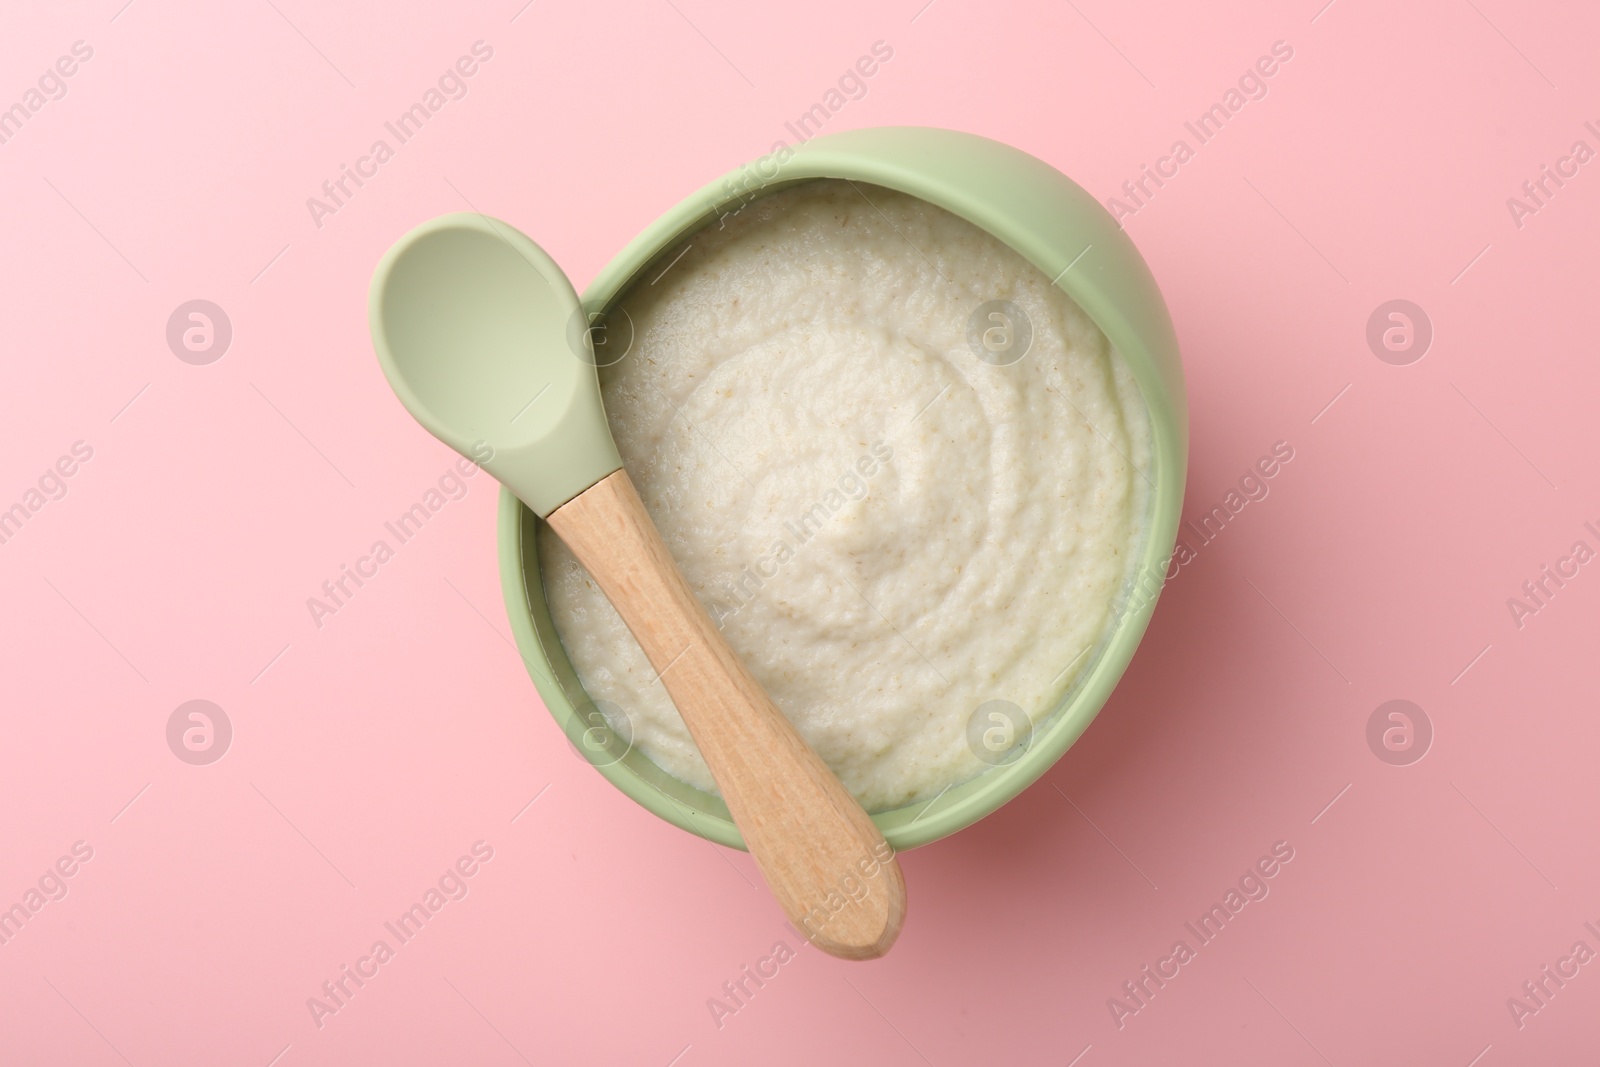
(369, 213, 906, 960)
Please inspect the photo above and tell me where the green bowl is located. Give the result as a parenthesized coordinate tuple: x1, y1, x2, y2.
(497, 126, 1187, 851)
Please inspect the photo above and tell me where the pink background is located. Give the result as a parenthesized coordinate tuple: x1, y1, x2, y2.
(4, 0, 1598, 1063)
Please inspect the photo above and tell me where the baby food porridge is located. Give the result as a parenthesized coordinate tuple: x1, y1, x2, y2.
(539, 179, 1150, 812)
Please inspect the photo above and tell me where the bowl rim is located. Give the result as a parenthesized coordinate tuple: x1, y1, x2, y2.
(497, 125, 1187, 851)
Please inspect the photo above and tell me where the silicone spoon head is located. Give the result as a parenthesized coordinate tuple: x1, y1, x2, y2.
(369, 213, 622, 517)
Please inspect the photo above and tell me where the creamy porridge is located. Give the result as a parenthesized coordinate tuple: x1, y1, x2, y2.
(539, 179, 1150, 813)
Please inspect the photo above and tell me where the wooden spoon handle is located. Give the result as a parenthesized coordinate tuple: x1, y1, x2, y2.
(548, 469, 906, 960)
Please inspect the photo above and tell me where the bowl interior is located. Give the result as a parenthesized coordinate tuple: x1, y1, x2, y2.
(497, 127, 1186, 851)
